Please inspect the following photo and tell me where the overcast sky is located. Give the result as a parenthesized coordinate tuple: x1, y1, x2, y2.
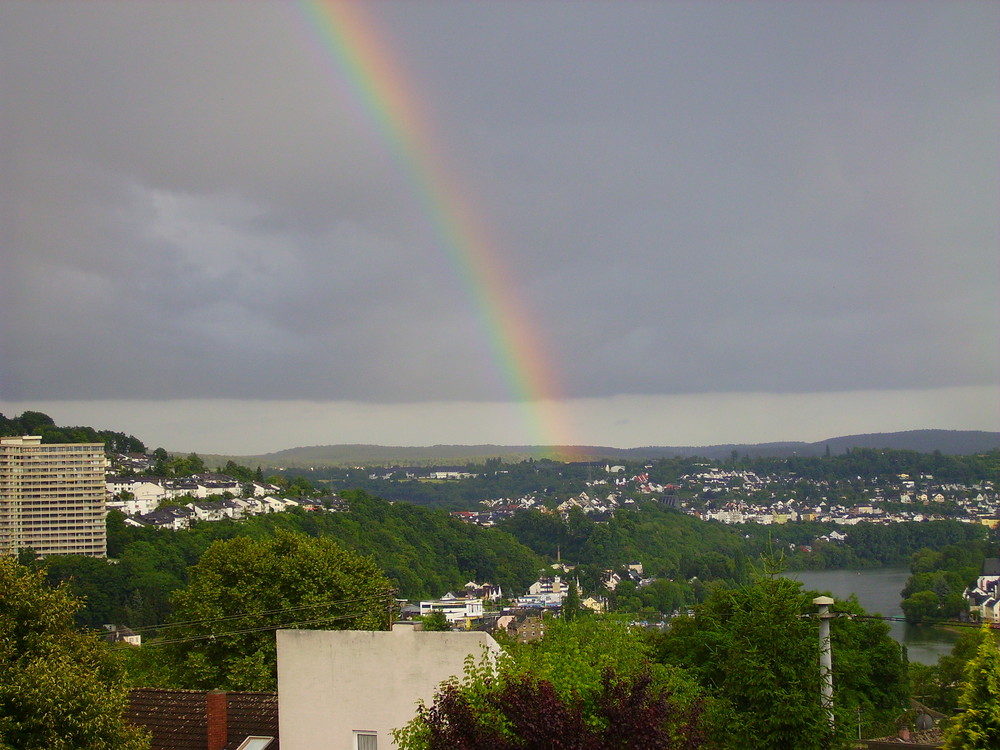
(1, 1, 997, 454)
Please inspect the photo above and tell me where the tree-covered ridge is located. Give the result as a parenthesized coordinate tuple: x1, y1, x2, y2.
(737, 447, 1000, 484)
(499, 503, 987, 580)
(43, 490, 542, 630)
(203, 429, 1000, 468)
(0, 410, 145, 454)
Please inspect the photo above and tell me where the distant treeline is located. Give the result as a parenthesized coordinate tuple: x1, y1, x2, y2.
(0, 410, 146, 454)
(740, 447, 1000, 484)
(218, 429, 999, 467)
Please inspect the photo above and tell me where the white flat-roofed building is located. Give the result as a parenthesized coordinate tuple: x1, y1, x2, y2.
(419, 592, 484, 624)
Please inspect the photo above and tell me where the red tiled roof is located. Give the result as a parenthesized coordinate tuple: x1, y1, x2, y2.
(127, 688, 279, 750)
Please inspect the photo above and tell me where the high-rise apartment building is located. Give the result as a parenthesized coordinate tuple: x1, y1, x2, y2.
(0, 436, 107, 557)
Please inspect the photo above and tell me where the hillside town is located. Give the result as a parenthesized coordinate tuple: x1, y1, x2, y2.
(105, 455, 1000, 534)
(99, 452, 1000, 638)
(445, 464, 1000, 530)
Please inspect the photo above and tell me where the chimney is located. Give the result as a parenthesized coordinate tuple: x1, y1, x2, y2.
(206, 690, 228, 750)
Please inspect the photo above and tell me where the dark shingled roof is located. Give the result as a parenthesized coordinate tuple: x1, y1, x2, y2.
(127, 688, 278, 750)
(223, 692, 279, 750)
(982, 558, 1000, 576)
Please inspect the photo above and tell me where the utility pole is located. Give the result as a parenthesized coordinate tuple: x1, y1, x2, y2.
(814, 596, 835, 729)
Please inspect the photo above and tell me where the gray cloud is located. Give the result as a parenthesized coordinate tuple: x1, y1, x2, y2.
(2, 1, 997, 410)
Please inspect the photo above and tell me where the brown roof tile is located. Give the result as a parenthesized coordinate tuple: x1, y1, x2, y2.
(127, 688, 278, 750)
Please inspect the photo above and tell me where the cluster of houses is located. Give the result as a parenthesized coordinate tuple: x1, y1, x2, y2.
(415, 566, 657, 636)
(966, 558, 1000, 623)
(680, 468, 1000, 528)
(450, 464, 999, 531)
(453, 486, 664, 527)
(106, 472, 346, 530)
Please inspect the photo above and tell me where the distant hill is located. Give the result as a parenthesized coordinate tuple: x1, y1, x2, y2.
(203, 429, 999, 469)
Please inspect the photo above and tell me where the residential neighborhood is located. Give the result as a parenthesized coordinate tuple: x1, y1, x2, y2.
(443, 463, 999, 531)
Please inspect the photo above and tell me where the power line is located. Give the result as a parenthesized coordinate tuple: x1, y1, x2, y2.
(829, 612, 989, 629)
(134, 608, 389, 648)
(122, 590, 396, 635)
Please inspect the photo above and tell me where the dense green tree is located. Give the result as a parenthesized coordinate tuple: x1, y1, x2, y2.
(420, 610, 451, 631)
(826, 596, 910, 737)
(395, 618, 718, 749)
(910, 628, 987, 714)
(658, 571, 846, 749)
(0, 410, 145, 453)
(0, 557, 149, 750)
(900, 541, 987, 624)
(657, 573, 910, 746)
(943, 626, 1000, 749)
(157, 531, 394, 690)
(563, 578, 581, 621)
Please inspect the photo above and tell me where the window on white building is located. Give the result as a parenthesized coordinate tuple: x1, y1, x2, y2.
(355, 731, 377, 750)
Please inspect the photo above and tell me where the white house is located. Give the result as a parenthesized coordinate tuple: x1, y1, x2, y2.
(419, 593, 484, 625)
(105, 478, 168, 514)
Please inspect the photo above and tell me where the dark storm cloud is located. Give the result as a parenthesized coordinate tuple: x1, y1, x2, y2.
(1, 1, 996, 404)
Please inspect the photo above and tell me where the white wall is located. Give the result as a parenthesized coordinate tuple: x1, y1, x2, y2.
(277, 626, 501, 750)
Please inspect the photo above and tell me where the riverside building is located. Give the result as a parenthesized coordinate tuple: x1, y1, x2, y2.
(0, 436, 107, 557)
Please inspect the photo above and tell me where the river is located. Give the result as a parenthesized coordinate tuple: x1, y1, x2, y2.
(782, 567, 961, 665)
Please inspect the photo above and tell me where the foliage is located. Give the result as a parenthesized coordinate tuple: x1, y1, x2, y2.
(563, 578, 582, 621)
(782, 521, 990, 571)
(395, 618, 717, 750)
(500, 503, 756, 585)
(942, 626, 1000, 749)
(900, 542, 988, 624)
(909, 628, 986, 714)
(657, 577, 830, 748)
(826, 596, 910, 737)
(421, 610, 451, 631)
(397, 670, 710, 750)
(155, 531, 394, 691)
(296, 458, 609, 511)
(742, 447, 1000, 485)
(0, 409, 145, 453)
(150, 452, 205, 477)
(58, 492, 542, 631)
(0, 557, 149, 750)
(654, 568, 908, 749)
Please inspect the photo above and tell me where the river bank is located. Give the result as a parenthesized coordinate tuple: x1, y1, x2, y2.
(781, 567, 961, 665)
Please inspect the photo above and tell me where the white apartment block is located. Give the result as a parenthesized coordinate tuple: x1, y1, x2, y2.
(0, 436, 107, 557)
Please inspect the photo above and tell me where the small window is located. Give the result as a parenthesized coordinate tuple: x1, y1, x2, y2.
(234, 738, 274, 750)
(355, 731, 377, 750)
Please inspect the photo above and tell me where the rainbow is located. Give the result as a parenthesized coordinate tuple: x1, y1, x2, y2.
(293, 0, 578, 455)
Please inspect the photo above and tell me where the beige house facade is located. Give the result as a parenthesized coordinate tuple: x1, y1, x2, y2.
(277, 625, 501, 750)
